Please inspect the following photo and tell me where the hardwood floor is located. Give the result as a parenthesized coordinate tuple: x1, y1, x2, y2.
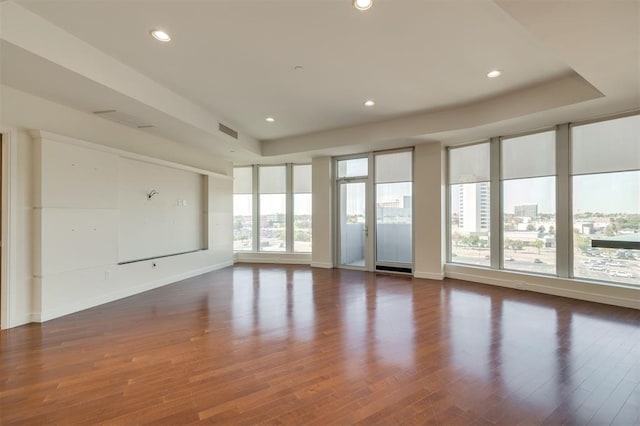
(1, 264, 639, 425)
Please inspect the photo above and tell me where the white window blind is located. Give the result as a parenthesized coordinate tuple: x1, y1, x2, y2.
(337, 158, 368, 178)
(501, 131, 555, 179)
(449, 143, 490, 184)
(571, 114, 640, 175)
(259, 166, 286, 194)
(293, 164, 312, 193)
(375, 151, 412, 183)
(233, 167, 253, 194)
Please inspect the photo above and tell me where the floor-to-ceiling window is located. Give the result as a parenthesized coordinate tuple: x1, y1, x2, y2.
(293, 164, 312, 253)
(448, 142, 491, 267)
(571, 114, 639, 285)
(233, 166, 253, 251)
(501, 131, 556, 274)
(447, 113, 639, 287)
(233, 164, 312, 254)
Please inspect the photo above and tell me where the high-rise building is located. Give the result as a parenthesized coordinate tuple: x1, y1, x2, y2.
(514, 204, 538, 218)
(459, 182, 490, 233)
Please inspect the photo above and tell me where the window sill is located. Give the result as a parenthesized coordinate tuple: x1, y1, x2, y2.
(443, 263, 639, 310)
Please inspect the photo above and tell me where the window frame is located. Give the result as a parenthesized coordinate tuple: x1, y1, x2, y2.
(446, 111, 640, 288)
(233, 163, 312, 254)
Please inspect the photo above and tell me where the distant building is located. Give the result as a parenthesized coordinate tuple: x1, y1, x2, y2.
(378, 200, 401, 208)
(459, 182, 490, 233)
(514, 204, 538, 218)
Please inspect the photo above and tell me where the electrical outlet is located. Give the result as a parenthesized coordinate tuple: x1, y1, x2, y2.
(105, 270, 111, 280)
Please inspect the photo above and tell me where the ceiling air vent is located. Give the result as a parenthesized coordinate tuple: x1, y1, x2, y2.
(93, 110, 154, 129)
(218, 123, 238, 139)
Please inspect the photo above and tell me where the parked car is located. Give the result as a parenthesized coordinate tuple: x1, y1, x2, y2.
(534, 258, 543, 264)
(610, 271, 633, 278)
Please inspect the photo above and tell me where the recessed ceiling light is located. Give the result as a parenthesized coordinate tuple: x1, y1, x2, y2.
(150, 29, 171, 42)
(265, 117, 275, 123)
(487, 69, 502, 78)
(353, 0, 373, 11)
(364, 100, 375, 107)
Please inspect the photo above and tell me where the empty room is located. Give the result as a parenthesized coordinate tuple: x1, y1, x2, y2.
(1, 0, 639, 424)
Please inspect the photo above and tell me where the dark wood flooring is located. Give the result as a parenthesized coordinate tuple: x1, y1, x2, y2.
(1, 264, 639, 425)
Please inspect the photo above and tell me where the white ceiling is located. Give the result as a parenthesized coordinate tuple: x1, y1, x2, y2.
(1, 0, 638, 163)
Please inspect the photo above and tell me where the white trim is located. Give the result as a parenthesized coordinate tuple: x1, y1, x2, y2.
(235, 252, 311, 265)
(0, 127, 18, 329)
(311, 262, 333, 269)
(414, 271, 445, 280)
(37, 261, 233, 322)
(444, 264, 640, 310)
(29, 130, 230, 179)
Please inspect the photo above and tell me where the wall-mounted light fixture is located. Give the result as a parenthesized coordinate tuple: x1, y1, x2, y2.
(147, 189, 160, 199)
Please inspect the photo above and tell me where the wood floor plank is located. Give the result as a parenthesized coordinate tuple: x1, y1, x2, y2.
(1, 264, 639, 424)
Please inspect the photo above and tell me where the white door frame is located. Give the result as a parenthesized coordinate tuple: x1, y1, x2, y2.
(1, 127, 18, 329)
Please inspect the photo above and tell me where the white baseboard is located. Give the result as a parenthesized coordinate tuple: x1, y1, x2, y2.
(310, 262, 333, 269)
(414, 271, 445, 280)
(38, 261, 233, 322)
(8, 313, 37, 328)
(445, 269, 640, 310)
(235, 252, 311, 265)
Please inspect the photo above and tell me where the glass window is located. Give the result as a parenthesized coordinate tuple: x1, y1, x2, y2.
(259, 166, 286, 252)
(233, 167, 253, 251)
(293, 165, 312, 252)
(501, 131, 556, 275)
(337, 158, 368, 178)
(376, 151, 412, 264)
(572, 115, 640, 286)
(449, 143, 491, 267)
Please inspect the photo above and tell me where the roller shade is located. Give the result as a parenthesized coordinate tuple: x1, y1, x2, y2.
(572, 115, 640, 175)
(233, 167, 253, 194)
(501, 131, 555, 180)
(259, 165, 286, 194)
(337, 158, 368, 178)
(293, 164, 311, 193)
(375, 151, 412, 183)
(449, 143, 490, 184)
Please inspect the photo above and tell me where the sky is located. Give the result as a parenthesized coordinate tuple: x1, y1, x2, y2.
(451, 170, 639, 215)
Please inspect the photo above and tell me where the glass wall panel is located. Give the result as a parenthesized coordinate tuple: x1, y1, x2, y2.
(501, 132, 556, 275)
(259, 166, 286, 251)
(503, 176, 556, 274)
(233, 167, 253, 251)
(293, 165, 312, 252)
(572, 115, 639, 285)
(572, 171, 639, 285)
(375, 151, 412, 264)
(449, 143, 491, 266)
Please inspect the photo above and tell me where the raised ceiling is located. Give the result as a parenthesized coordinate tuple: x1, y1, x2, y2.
(1, 0, 638, 163)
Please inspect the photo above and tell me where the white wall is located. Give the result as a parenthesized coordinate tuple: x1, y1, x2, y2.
(15, 130, 35, 325)
(118, 157, 205, 263)
(31, 133, 233, 322)
(311, 157, 332, 268)
(1, 87, 234, 326)
(413, 143, 446, 279)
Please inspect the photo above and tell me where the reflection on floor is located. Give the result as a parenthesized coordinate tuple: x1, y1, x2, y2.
(1, 264, 639, 424)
